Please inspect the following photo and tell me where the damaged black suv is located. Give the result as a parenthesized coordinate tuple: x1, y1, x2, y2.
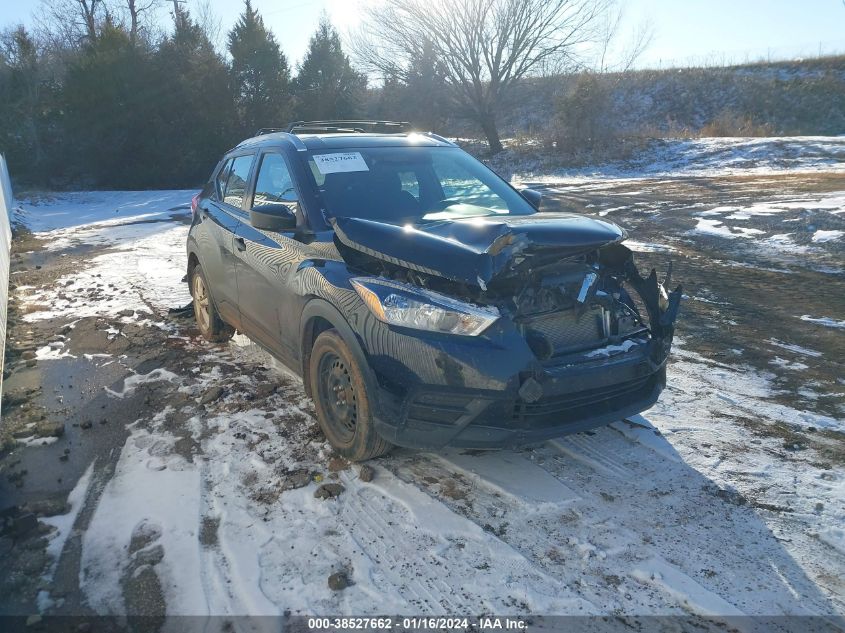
(187, 121, 681, 461)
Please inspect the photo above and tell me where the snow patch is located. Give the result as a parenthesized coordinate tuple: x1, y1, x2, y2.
(42, 463, 96, 582)
(811, 229, 844, 243)
(35, 344, 75, 360)
(767, 339, 823, 358)
(690, 218, 765, 239)
(105, 368, 180, 399)
(80, 428, 203, 614)
(799, 315, 845, 329)
(586, 338, 641, 358)
(818, 528, 845, 556)
(631, 557, 745, 616)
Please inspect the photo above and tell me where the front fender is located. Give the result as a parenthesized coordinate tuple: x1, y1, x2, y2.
(299, 297, 379, 402)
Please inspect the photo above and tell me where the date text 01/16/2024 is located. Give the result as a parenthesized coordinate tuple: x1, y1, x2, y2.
(306, 617, 528, 630)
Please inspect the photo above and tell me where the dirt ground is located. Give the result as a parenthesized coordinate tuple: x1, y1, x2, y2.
(0, 172, 842, 628)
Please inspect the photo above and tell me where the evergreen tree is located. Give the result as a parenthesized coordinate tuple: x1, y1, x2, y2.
(0, 27, 48, 182)
(62, 22, 160, 187)
(227, 0, 291, 135)
(154, 6, 237, 186)
(369, 73, 405, 121)
(295, 15, 366, 120)
(364, 41, 449, 131)
(402, 39, 449, 130)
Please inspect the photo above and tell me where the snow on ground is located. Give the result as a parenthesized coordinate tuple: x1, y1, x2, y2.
(537, 176, 845, 279)
(15, 190, 194, 234)
(682, 190, 845, 259)
(494, 136, 845, 184)
(813, 229, 845, 242)
(11, 162, 845, 621)
(17, 192, 192, 322)
(689, 218, 765, 239)
(800, 315, 845, 329)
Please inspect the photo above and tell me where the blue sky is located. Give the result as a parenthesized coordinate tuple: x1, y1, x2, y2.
(3, 0, 844, 69)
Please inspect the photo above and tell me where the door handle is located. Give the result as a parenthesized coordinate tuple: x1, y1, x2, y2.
(235, 237, 247, 252)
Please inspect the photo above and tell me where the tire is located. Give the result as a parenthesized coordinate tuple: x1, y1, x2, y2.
(190, 264, 234, 343)
(309, 329, 392, 461)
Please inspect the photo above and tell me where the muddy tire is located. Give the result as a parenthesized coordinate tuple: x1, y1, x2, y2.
(309, 329, 392, 462)
(191, 264, 234, 343)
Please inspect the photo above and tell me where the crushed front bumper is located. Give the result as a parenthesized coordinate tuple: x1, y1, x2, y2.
(369, 337, 669, 449)
(354, 248, 681, 450)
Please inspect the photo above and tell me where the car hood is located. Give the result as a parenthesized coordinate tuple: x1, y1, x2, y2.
(332, 213, 626, 287)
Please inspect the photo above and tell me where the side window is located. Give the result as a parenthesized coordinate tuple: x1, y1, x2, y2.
(222, 155, 254, 208)
(398, 170, 420, 200)
(215, 159, 232, 200)
(253, 153, 298, 208)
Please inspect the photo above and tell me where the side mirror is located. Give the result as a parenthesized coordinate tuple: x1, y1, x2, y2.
(521, 188, 542, 210)
(250, 203, 297, 231)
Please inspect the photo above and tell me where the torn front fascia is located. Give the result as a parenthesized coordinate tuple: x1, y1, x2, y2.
(603, 243, 682, 355)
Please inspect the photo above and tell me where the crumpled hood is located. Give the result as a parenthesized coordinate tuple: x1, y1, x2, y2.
(332, 212, 627, 287)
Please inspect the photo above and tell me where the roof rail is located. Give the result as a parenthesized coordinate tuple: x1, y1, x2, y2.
(285, 120, 413, 135)
(249, 128, 307, 151)
(255, 127, 288, 136)
(248, 123, 453, 151)
(424, 132, 457, 147)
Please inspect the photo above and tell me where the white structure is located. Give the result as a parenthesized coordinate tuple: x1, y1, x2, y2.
(0, 155, 13, 416)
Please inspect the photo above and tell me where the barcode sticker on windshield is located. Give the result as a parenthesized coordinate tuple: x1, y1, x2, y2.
(313, 152, 370, 174)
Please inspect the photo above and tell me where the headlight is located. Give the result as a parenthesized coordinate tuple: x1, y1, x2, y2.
(351, 277, 499, 336)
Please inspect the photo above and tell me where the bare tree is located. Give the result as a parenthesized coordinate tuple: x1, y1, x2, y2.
(594, 2, 653, 73)
(194, 0, 224, 52)
(354, 0, 612, 152)
(36, 0, 105, 47)
(125, 0, 163, 44)
(78, 0, 102, 40)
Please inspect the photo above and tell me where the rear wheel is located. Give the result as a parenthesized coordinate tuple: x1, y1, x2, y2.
(309, 329, 392, 461)
(191, 264, 234, 343)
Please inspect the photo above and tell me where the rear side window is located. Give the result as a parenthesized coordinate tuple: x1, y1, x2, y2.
(215, 159, 232, 200)
(253, 153, 298, 207)
(222, 155, 254, 208)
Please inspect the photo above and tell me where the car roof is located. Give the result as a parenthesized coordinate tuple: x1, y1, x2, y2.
(234, 131, 455, 153)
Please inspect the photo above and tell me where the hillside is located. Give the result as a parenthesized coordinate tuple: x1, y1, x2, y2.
(483, 55, 845, 140)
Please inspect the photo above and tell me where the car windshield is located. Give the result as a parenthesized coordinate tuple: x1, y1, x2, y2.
(302, 146, 535, 222)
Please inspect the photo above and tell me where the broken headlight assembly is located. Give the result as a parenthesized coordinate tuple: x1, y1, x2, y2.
(351, 277, 499, 336)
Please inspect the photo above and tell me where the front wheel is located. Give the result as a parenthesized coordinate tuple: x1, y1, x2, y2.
(309, 329, 392, 461)
(191, 264, 234, 343)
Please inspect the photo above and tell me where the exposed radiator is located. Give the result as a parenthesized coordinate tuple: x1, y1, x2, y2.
(521, 306, 607, 355)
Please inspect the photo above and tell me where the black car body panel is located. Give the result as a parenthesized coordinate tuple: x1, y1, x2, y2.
(187, 129, 681, 450)
(332, 213, 626, 287)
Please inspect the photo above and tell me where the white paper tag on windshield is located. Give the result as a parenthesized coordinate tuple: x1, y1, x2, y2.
(313, 152, 370, 174)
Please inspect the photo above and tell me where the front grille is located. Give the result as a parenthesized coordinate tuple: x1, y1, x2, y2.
(521, 307, 607, 354)
(407, 392, 475, 426)
(512, 374, 657, 429)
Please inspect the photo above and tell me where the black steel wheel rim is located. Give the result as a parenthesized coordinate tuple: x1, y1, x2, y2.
(317, 351, 357, 442)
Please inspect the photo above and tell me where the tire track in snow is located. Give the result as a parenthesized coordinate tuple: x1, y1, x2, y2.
(340, 484, 462, 612)
(386, 423, 837, 618)
(336, 467, 596, 614)
(548, 435, 636, 480)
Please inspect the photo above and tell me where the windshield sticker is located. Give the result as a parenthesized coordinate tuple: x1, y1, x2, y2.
(313, 152, 370, 174)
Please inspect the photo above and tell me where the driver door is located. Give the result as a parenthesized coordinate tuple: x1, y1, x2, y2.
(234, 151, 303, 362)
